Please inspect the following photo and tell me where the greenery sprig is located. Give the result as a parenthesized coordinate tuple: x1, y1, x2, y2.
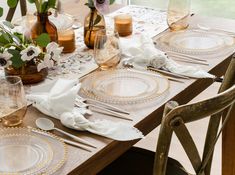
(0, 0, 58, 17)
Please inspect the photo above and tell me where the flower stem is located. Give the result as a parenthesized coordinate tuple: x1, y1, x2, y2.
(88, 8, 95, 46)
(3, 43, 22, 50)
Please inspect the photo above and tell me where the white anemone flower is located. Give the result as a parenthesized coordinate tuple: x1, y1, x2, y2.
(46, 42, 63, 60)
(20, 45, 41, 61)
(0, 51, 12, 67)
(37, 54, 54, 72)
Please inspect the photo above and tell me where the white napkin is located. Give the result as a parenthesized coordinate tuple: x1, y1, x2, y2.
(120, 34, 215, 79)
(27, 79, 144, 141)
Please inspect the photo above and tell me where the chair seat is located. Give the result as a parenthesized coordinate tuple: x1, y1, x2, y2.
(98, 147, 188, 175)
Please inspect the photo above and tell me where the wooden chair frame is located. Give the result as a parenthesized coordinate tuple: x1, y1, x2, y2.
(154, 55, 235, 175)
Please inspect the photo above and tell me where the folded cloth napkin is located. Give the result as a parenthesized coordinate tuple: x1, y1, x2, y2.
(27, 79, 144, 141)
(120, 34, 215, 79)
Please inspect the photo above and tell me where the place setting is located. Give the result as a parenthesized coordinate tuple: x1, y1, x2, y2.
(0, 0, 234, 174)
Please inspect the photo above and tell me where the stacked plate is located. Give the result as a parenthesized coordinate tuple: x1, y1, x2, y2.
(80, 69, 170, 104)
(156, 29, 235, 55)
(0, 127, 67, 175)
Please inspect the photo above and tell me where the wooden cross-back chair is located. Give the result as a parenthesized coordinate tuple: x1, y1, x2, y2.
(6, 0, 27, 22)
(98, 55, 235, 175)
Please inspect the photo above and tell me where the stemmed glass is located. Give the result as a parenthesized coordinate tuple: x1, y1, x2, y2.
(0, 76, 27, 126)
(94, 29, 121, 70)
(167, 0, 191, 31)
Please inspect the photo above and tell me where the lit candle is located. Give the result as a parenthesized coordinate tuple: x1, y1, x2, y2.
(114, 14, 133, 37)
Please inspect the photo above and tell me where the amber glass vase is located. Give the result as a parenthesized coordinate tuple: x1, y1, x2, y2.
(31, 12, 58, 43)
(84, 8, 106, 49)
(4, 63, 48, 84)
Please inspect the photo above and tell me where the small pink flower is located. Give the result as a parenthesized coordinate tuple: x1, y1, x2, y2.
(94, 0, 110, 15)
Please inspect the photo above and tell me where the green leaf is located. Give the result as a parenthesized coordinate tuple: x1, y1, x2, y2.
(7, 0, 18, 8)
(85, 0, 94, 8)
(48, 0, 56, 8)
(27, 0, 35, 3)
(109, 0, 115, 5)
(94, 15, 101, 26)
(0, 7, 3, 17)
(2, 33, 11, 42)
(41, 2, 48, 12)
(36, 33, 51, 47)
(0, 34, 10, 46)
(8, 49, 25, 68)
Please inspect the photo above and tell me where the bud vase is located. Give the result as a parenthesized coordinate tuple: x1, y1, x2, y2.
(84, 8, 106, 49)
(31, 12, 58, 44)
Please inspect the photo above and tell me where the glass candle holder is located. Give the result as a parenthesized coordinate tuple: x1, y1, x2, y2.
(49, 13, 76, 53)
(167, 0, 191, 31)
(114, 14, 133, 37)
(58, 28, 76, 53)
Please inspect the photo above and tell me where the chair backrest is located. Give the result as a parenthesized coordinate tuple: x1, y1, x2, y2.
(6, 0, 27, 22)
(154, 55, 235, 175)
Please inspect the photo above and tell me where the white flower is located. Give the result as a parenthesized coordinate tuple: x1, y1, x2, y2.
(0, 51, 12, 67)
(46, 42, 63, 60)
(20, 45, 41, 61)
(37, 54, 54, 72)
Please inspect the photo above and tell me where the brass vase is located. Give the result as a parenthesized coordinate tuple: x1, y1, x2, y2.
(31, 12, 58, 44)
(84, 8, 106, 49)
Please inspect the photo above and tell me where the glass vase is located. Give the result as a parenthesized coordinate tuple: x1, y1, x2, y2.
(167, 0, 191, 31)
(4, 63, 48, 85)
(31, 12, 58, 44)
(84, 8, 106, 49)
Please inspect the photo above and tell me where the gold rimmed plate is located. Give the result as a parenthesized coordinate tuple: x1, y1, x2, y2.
(80, 69, 169, 104)
(156, 28, 235, 55)
(0, 127, 67, 175)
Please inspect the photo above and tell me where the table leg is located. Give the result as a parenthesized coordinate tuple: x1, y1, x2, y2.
(222, 104, 235, 175)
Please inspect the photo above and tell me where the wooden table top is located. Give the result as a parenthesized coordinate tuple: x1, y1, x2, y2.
(2, 1, 235, 175)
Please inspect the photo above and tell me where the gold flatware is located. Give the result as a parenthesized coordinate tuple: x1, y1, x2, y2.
(84, 98, 130, 115)
(36, 118, 97, 148)
(122, 61, 185, 83)
(147, 67, 190, 80)
(171, 57, 209, 66)
(166, 51, 207, 62)
(128, 68, 185, 83)
(88, 104, 133, 121)
(28, 126, 93, 152)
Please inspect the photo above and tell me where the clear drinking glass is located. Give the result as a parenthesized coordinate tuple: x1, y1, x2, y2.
(0, 76, 27, 126)
(167, 0, 191, 31)
(94, 29, 121, 70)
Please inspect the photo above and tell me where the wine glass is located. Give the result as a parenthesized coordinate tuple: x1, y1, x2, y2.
(167, 0, 191, 31)
(94, 29, 121, 70)
(0, 76, 27, 126)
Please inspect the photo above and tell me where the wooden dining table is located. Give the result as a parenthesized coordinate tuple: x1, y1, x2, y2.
(2, 1, 235, 175)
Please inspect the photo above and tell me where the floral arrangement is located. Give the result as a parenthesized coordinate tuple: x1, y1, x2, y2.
(0, 21, 63, 72)
(85, 0, 115, 14)
(27, 0, 59, 13)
